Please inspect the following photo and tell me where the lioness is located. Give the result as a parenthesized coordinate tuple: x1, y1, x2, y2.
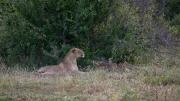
(36, 48, 85, 75)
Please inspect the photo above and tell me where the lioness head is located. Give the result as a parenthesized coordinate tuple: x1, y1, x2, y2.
(71, 48, 85, 58)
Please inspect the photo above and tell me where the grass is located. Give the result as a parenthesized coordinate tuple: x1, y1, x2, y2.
(0, 56, 180, 101)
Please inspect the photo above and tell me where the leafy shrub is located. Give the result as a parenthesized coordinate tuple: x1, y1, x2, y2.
(105, 0, 155, 63)
(166, 0, 180, 19)
(0, 0, 167, 69)
(170, 14, 180, 34)
(0, 0, 114, 68)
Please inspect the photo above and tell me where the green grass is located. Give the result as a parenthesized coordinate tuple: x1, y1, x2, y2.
(0, 66, 180, 101)
(0, 56, 180, 101)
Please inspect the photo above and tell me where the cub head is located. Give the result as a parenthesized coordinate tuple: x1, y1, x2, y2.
(71, 48, 85, 58)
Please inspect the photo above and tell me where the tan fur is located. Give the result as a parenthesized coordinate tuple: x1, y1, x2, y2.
(95, 58, 117, 71)
(118, 61, 139, 72)
(36, 48, 85, 75)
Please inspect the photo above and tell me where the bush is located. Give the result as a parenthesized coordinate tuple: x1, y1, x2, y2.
(170, 14, 180, 34)
(166, 0, 180, 19)
(0, 0, 165, 69)
(0, 0, 114, 68)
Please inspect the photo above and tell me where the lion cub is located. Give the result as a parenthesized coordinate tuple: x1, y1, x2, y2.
(118, 61, 139, 72)
(36, 48, 85, 75)
(95, 58, 117, 71)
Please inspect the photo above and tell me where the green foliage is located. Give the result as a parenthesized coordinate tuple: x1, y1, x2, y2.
(0, 0, 162, 69)
(0, 0, 113, 68)
(170, 14, 180, 34)
(165, 0, 180, 49)
(166, 0, 180, 18)
(105, 1, 151, 63)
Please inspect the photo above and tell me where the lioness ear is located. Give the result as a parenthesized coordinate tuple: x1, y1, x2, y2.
(72, 48, 76, 53)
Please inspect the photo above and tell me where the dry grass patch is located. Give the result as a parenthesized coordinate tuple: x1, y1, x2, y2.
(0, 64, 180, 101)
